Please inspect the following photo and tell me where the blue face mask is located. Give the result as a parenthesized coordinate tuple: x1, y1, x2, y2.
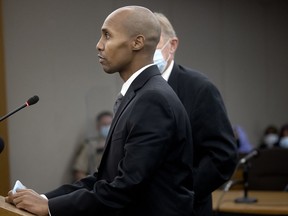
(153, 40, 170, 73)
(263, 134, 279, 147)
(100, 125, 110, 138)
(279, 137, 288, 148)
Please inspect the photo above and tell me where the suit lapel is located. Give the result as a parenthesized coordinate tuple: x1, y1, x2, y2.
(97, 91, 136, 175)
(106, 90, 135, 143)
(98, 65, 160, 174)
(108, 65, 160, 140)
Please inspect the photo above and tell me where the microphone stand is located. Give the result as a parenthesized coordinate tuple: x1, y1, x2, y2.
(0, 104, 26, 122)
(234, 161, 257, 203)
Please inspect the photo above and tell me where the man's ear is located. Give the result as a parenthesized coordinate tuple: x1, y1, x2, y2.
(169, 37, 179, 54)
(132, 35, 145, 50)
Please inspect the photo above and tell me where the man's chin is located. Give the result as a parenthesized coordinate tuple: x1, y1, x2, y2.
(102, 68, 117, 75)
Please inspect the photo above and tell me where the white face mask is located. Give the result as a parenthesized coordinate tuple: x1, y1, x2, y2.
(279, 137, 288, 148)
(153, 40, 170, 74)
(100, 125, 110, 138)
(263, 134, 279, 147)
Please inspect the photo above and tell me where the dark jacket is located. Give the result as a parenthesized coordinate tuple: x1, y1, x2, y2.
(45, 65, 194, 216)
(168, 63, 237, 216)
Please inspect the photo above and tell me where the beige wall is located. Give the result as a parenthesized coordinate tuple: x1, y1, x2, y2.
(2, 0, 288, 192)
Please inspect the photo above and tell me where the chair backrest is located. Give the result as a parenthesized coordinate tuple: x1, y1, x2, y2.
(248, 148, 288, 191)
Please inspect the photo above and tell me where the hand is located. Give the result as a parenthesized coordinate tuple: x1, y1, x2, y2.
(5, 190, 14, 204)
(5, 189, 49, 216)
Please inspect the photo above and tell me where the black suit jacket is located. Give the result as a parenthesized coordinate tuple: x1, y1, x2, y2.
(45, 65, 194, 216)
(168, 63, 237, 216)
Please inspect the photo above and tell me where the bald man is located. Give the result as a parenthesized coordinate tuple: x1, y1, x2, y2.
(6, 6, 194, 216)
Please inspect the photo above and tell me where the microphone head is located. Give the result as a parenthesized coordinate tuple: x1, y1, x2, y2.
(0, 137, 4, 153)
(251, 149, 260, 157)
(27, 95, 39, 106)
(239, 149, 259, 164)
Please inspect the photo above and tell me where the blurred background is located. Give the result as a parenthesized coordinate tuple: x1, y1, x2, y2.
(0, 0, 287, 194)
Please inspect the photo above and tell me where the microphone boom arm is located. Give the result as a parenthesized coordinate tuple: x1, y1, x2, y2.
(0, 104, 26, 122)
(0, 95, 39, 122)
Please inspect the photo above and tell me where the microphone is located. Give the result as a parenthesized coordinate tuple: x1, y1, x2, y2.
(234, 150, 259, 204)
(239, 149, 259, 164)
(223, 179, 243, 192)
(0, 137, 4, 153)
(0, 95, 39, 122)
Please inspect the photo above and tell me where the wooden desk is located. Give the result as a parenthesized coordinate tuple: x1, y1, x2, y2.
(0, 196, 34, 216)
(213, 190, 288, 215)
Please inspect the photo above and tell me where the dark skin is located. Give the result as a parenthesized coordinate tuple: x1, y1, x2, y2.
(5, 6, 160, 216)
(96, 6, 160, 81)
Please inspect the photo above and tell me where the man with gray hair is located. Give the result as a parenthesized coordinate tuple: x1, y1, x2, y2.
(153, 12, 237, 216)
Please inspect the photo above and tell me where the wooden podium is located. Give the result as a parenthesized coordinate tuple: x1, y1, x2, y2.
(0, 196, 34, 216)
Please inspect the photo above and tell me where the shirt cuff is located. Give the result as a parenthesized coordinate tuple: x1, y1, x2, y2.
(40, 194, 51, 216)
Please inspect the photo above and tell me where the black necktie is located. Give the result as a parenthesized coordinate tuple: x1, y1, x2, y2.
(113, 93, 123, 114)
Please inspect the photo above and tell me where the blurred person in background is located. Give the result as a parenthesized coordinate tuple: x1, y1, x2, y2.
(277, 123, 288, 148)
(258, 125, 279, 149)
(233, 125, 253, 153)
(73, 111, 113, 181)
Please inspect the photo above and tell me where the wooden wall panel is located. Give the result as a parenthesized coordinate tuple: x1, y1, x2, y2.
(0, 0, 11, 196)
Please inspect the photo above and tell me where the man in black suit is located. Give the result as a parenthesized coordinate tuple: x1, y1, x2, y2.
(153, 12, 238, 216)
(6, 6, 194, 216)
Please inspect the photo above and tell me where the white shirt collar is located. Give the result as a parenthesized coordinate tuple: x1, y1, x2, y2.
(120, 64, 154, 96)
(161, 60, 174, 81)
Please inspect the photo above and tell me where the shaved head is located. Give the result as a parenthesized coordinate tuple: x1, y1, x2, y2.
(106, 6, 161, 53)
(97, 6, 161, 80)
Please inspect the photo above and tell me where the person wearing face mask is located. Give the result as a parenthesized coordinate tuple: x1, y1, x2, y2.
(153, 12, 237, 216)
(153, 39, 170, 73)
(277, 124, 288, 148)
(258, 125, 279, 149)
(73, 111, 113, 181)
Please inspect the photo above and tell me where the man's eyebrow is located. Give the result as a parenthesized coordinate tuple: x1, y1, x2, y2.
(101, 27, 109, 32)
